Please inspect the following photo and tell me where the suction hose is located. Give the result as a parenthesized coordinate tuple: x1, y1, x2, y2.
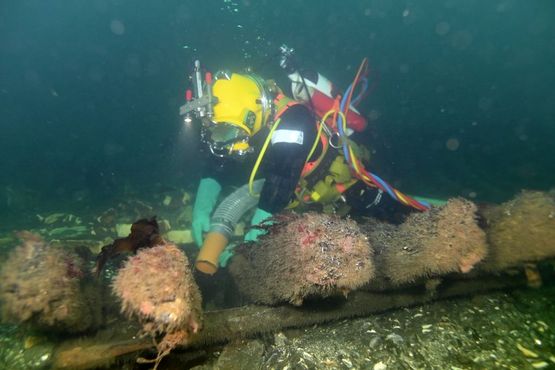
(196, 179, 265, 274)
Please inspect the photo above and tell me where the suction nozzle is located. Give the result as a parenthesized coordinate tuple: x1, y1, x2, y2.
(196, 232, 229, 275)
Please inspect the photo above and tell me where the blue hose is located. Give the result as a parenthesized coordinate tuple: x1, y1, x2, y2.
(351, 77, 368, 107)
(336, 71, 430, 210)
(338, 87, 352, 161)
(339, 84, 398, 202)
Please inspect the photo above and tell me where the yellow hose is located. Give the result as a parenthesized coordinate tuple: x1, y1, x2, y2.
(248, 108, 329, 197)
(248, 118, 282, 196)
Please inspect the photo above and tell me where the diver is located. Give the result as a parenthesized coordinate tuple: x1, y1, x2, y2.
(179, 45, 431, 275)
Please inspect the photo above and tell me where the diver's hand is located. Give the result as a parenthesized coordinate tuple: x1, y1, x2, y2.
(192, 214, 211, 247)
(219, 242, 237, 267)
(244, 208, 273, 243)
(244, 227, 265, 243)
(192, 178, 222, 247)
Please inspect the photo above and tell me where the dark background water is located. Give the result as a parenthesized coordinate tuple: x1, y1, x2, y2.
(1, 0, 554, 223)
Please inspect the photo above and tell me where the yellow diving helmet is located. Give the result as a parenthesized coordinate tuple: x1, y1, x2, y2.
(205, 71, 274, 157)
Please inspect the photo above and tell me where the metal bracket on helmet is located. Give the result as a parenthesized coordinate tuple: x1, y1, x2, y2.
(179, 60, 218, 121)
(179, 94, 218, 117)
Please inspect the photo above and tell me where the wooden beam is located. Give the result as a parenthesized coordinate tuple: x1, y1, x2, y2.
(51, 271, 528, 369)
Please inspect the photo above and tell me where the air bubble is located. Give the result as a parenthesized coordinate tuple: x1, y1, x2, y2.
(110, 19, 125, 35)
(446, 138, 460, 151)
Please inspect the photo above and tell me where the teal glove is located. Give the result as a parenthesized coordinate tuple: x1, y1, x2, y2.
(192, 178, 222, 247)
(220, 208, 272, 266)
(219, 242, 237, 267)
(244, 207, 273, 242)
(411, 195, 447, 207)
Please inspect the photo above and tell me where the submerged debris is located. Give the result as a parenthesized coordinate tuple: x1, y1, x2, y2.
(112, 243, 202, 369)
(0, 325, 54, 370)
(0, 232, 100, 333)
(230, 212, 374, 305)
(481, 190, 555, 271)
(94, 217, 164, 277)
(363, 198, 487, 287)
(517, 342, 539, 358)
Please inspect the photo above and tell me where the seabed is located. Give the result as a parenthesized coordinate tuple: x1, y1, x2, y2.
(0, 189, 554, 370)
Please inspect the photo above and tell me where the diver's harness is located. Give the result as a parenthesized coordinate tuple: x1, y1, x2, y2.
(247, 92, 373, 215)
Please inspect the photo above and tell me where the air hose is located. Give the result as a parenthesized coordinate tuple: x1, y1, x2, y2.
(336, 59, 430, 211)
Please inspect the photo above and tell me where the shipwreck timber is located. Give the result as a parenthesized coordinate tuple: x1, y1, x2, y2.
(50, 269, 540, 370)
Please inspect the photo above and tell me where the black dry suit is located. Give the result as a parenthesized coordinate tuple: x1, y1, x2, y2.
(200, 103, 316, 214)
